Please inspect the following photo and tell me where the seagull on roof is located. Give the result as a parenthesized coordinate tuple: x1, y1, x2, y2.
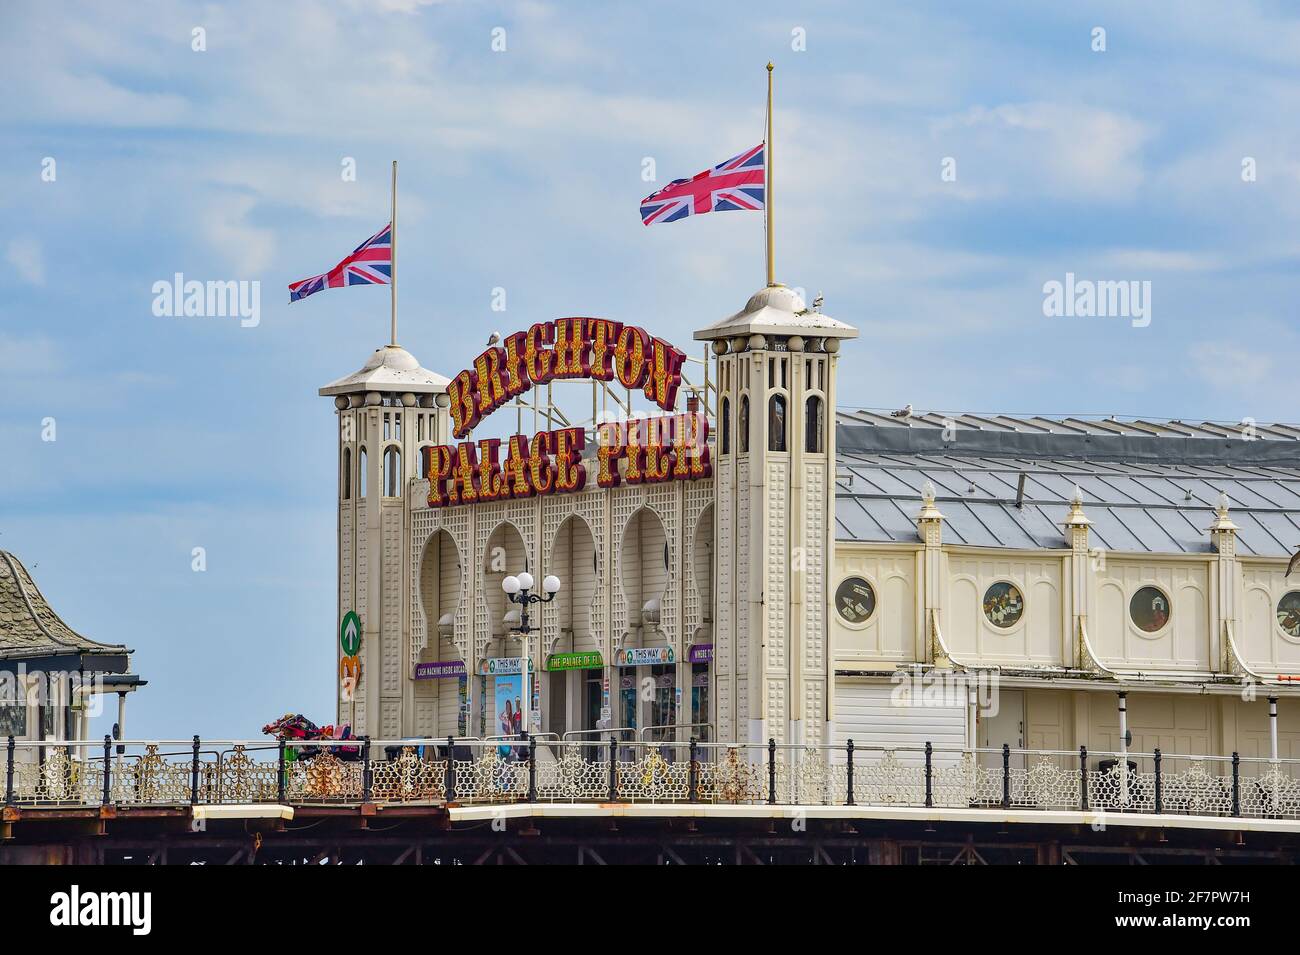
(812, 292, 824, 312)
(486, 331, 501, 346)
(890, 404, 913, 418)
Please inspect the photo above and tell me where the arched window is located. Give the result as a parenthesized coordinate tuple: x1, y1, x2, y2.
(720, 397, 730, 455)
(768, 394, 787, 452)
(358, 447, 368, 498)
(342, 447, 352, 500)
(739, 396, 750, 453)
(805, 395, 824, 453)
(384, 446, 402, 497)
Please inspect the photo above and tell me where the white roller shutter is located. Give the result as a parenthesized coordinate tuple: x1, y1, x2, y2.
(831, 680, 968, 765)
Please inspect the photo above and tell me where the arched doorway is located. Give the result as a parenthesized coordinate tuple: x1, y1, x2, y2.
(689, 505, 715, 740)
(618, 507, 672, 741)
(481, 521, 528, 740)
(483, 521, 528, 649)
(545, 516, 601, 738)
(416, 529, 465, 736)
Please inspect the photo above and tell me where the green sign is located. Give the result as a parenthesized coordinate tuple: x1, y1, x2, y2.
(340, 611, 362, 656)
(545, 651, 603, 671)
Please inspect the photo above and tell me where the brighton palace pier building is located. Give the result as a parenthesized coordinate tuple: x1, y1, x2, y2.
(323, 283, 1300, 766)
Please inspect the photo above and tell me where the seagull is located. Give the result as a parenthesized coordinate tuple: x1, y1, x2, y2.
(890, 404, 913, 418)
(486, 331, 501, 346)
(812, 292, 824, 312)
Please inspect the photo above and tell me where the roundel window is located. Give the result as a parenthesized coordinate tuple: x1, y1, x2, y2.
(1277, 592, 1300, 638)
(983, 582, 1024, 628)
(1130, 586, 1170, 633)
(835, 577, 876, 624)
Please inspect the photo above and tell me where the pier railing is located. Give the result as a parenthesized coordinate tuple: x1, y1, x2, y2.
(5, 735, 1300, 821)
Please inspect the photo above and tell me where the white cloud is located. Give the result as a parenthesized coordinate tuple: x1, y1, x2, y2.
(934, 102, 1152, 200)
(1188, 341, 1274, 390)
(5, 238, 45, 285)
(202, 195, 275, 276)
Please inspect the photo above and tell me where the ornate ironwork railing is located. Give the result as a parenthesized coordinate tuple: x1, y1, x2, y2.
(5, 734, 1300, 823)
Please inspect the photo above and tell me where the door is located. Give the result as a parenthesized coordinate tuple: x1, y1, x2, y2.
(978, 689, 1024, 770)
(547, 670, 567, 736)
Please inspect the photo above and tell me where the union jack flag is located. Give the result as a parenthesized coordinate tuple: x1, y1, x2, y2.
(639, 144, 765, 226)
(288, 223, 392, 302)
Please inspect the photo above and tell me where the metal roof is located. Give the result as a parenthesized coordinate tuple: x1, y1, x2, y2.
(834, 412, 1300, 557)
(0, 550, 129, 660)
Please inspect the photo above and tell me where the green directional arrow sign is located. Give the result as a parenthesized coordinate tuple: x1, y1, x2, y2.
(340, 611, 362, 656)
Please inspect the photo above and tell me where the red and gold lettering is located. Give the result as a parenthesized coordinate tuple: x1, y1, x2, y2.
(643, 337, 685, 411)
(472, 348, 510, 416)
(450, 442, 480, 504)
(502, 331, 530, 397)
(642, 416, 673, 483)
(613, 325, 650, 390)
(672, 412, 712, 480)
(552, 427, 587, 493)
(624, 417, 646, 484)
(528, 430, 554, 494)
(501, 434, 534, 497)
(426, 445, 453, 507)
(552, 318, 591, 379)
(448, 369, 480, 439)
(596, 421, 624, 488)
(525, 322, 555, 385)
(587, 319, 622, 381)
(475, 438, 507, 501)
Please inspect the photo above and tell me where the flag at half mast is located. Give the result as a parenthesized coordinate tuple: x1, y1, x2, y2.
(639, 144, 765, 226)
(640, 62, 780, 287)
(288, 222, 392, 303)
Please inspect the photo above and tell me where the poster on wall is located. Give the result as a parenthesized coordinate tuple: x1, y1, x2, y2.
(481, 657, 528, 741)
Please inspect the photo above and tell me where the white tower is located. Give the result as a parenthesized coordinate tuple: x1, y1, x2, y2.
(320, 344, 450, 737)
(696, 287, 857, 746)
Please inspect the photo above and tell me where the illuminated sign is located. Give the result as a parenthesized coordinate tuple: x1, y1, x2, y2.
(447, 319, 685, 439)
(424, 320, 711, 509)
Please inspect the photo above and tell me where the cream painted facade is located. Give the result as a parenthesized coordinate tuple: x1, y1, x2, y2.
(323, 286, 857, 746)
(831, 492, 1300, 759)
(322, 289, 1300, 762)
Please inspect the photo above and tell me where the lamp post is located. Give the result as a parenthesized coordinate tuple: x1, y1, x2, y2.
(501, 571, 561, 635)
(500, 572, 561, 745)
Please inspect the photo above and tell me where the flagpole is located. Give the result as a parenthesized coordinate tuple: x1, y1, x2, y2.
(765, 62, 775, 287)
(390, 159, 398, 346)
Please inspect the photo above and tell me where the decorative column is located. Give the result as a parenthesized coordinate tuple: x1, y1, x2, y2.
(917, 481, 947, 667)
(1270, 696, 1279, 762)
(1209, 492, 1240, 674)
(1062, 486, 1096, 670)
(1117, 690, 1130, 804)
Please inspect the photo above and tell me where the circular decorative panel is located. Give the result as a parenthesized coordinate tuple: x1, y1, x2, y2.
(835, 577, 876, 624)
(1278, 592, 1300, 638)
(983, 582, 1024, 628)
(1130, 586, 1170, 633)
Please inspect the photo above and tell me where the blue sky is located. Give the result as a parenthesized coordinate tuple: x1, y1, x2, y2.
(2, 1, 1298, 737)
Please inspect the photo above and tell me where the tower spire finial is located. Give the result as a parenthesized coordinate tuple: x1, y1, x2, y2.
(765, 62, 776, 288)
(389, 160, 398, 347)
